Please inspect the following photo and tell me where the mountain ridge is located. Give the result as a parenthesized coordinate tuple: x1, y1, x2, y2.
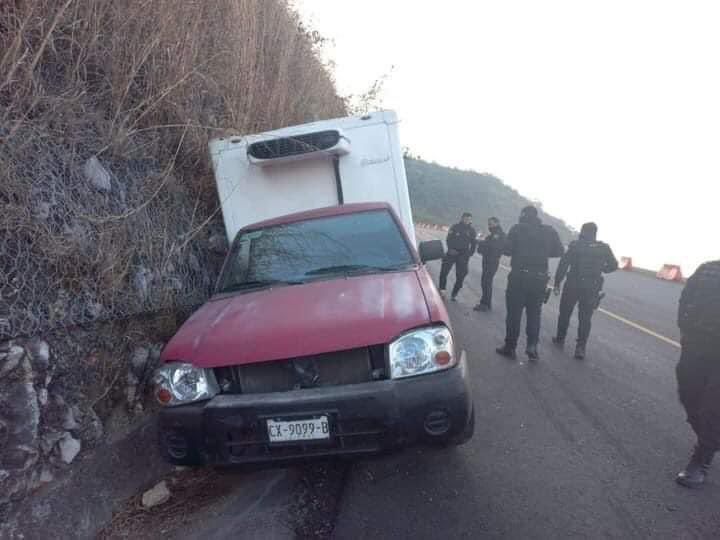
(405, 157, 574, 242)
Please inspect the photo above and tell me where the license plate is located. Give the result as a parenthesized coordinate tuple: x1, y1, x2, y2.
(266, 416, 330, 443)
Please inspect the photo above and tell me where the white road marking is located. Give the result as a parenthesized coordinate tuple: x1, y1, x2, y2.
(497, 263, 681, 348)
(596, 308, 681, 349)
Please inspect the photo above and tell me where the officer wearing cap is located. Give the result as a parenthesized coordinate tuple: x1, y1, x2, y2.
(551, 222, 618, 359)
(496, 206, 564, 360)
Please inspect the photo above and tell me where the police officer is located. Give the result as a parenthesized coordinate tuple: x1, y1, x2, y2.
(473, 217, 505, 312)
(496, 206, 564, 360)
(675, 259, 720, 488)
(551, 222, 618, 359)
(438, 212, 477, 301)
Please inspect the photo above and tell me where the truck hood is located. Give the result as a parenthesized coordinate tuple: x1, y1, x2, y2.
(161, 271, 432, 368)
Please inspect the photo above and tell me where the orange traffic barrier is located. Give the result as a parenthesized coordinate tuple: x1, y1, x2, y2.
(657, 264, 684, 282)
(619, 257, 633, 270)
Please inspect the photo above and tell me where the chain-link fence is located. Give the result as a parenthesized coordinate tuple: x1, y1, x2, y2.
(0, 123, 225, 341)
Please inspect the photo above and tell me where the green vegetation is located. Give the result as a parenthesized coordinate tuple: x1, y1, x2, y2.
(405, 157, 574, 241)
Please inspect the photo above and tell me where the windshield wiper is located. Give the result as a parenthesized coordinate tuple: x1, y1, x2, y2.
(218, 279, 303, 293)
(304, 263, 413, 277)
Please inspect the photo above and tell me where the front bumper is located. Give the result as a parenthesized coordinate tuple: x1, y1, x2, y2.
(158, 352, 472, 465)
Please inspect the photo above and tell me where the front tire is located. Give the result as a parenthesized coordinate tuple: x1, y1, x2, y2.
(452, 406, 475, 446)
(434, 407, 475, 448)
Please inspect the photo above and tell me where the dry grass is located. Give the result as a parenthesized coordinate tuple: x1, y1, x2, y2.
(0, 0, 346, 340)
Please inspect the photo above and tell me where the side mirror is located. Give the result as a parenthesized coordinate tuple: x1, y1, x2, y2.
(418, 240, 444, 263)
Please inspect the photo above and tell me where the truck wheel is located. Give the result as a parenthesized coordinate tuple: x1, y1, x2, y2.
(456, 406, 475, 445)
(435, 408, 475, 448)
(443, 407, 475, 447)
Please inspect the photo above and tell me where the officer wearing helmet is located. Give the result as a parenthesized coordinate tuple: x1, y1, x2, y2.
(496, 206, 564, 360)
(551, 222, 618, 359)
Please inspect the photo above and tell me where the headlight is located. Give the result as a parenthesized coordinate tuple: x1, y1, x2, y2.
(153, 362, 220, 406)
(389, 326, 456, 379)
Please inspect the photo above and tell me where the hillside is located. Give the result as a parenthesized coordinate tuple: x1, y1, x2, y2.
(405, 157, 574, 242)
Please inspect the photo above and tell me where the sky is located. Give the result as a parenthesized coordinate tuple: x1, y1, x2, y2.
(297, 0, 720, 275)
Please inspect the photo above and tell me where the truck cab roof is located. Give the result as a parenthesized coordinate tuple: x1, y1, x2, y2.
(242, 201, 394, 231)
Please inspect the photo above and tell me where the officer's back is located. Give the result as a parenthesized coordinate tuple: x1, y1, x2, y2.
(497, 205, 564, 360)
(679, 260, 720, 349)
(504, 207, 564, 271)
(560, 224, 618, 288)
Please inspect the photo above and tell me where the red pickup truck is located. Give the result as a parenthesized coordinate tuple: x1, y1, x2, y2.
(154, 202, 474, 465)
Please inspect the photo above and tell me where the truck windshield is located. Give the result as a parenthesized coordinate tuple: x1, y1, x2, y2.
(217, 209, 415, 293)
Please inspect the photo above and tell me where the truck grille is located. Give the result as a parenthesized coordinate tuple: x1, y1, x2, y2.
(215, 345, 386, 394)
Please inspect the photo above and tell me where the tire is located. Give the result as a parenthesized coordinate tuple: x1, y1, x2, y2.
(435, 407, 475, 448)
(452, 406, 475, 446)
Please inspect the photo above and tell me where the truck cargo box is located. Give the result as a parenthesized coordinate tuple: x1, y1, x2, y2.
(209, 110, 416, 244)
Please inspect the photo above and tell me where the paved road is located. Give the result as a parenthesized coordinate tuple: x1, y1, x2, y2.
(333, 230, 718, 539)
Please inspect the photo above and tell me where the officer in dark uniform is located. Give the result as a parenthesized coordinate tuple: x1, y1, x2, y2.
(473, 217, 505, 312)
(496, 206, 564, 360)
(551, 222, 618, 359)
(438, 212, 477, 301)
(675, 259, 720, 488)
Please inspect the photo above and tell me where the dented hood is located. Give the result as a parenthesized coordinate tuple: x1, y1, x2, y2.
(161, 271, 432, 368)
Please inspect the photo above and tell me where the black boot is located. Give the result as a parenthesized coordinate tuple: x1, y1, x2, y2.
(474, 303, 490, 312)
(676, 444, 714, 488)
(526, 344, 539, 361)
(496, 345, 517, 360)
(552, 336, 565, 348)
(574, 342, 586, 360)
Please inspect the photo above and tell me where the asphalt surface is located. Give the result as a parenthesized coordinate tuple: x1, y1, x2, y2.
(333, 230, 718, 539)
